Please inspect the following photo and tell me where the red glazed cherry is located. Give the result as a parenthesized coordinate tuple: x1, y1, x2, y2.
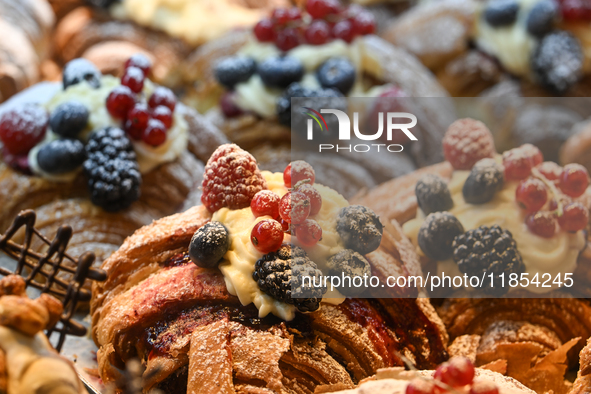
(279, 191, 311, 224)
(286, 160, 315, 187)
(307, 0, 342, 19)
(305, 20, 331, 45)
(121, 66, 145, 94)
(0, 104, 48, 155)
(558, 202, 589, 232)
(502, 144, 544, 181)
(296, 219, 322, 247)
(351, 11, 376, 35)
(151, 105, 173, 129)
(333, 19, 355, 43)
(142, 118, 167, 147)
(251, 219, 284, 253)
(516, 177, 548, 212)
(405, 378, 436, 394)
(254, 18, 275, 42)
(125, 53, 152, 76)
(559, 163, 589, 197)
(275, 27, 301, 51)
(148, 86, 176, 111)
(297, 184, 322, 215)
(106, 85, 136, 120)
(125, 103, 150, 140)
(526, 211, 557, 238)
(470, 381, 499, 394)
(535, 161, 562, 181)
(220, 92, 244, 118)
(251, 190, 281, 218)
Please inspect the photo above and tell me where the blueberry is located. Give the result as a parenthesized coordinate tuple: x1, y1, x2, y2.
(462, 158, 504, 204)
(213, 56, 257, 90)
(483, 0, 519, 27)
(327, 249, 371, 296)
(37, 139, 86, 174)
(258, 56, 304, 89)
(316, 57, 356, 95)
(62, 58, 101, 90)
(277, 83, 344, 127)
(189, 221, 230, 268)
(532, 31, 583, 94)
(418, 212, 464, 261)
(336, 205, 383, 255)
(49, 101, 89, 138)
(526, 0, 558, 37)
(415, 174, 453, 215)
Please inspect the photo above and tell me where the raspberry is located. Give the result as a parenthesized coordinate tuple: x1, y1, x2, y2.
(201, 144, 267, 213)
(442, 119, 496, 170)
(502, 144, 544, 181)
(0, 104, 48, 155)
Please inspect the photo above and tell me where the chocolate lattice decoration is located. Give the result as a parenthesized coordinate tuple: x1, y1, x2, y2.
(0, 210, 107, 352)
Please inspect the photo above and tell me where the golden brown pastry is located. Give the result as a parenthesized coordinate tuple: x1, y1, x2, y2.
(571, 337, 591, 394)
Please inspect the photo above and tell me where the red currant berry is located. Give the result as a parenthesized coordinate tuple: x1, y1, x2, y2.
(142, 118, 167, 147)
(279, 191, 311, 224)
(305, 20, 331, 45)
(351, 11, 376, 35)
(148, 86, 176, 111)
(296, 219, 322, 247)
(470, 381, 499, 394)
(251, 219, 284, 253)
(220, 92, 244, 118)
(559, 163, 589, 197)
(515, 177, 548, 212)
(560, 0, 591, 20)
(254, 18, 276, 42)
(558, 202, 589, 232)
(151, 105, 173, 129)
(286, 7, 302, 22)
(549, 195, 573, 211)
(307, 0, 342, 19)
(125, 53, 152, 76)
(332, 19, 355, 43)
(0, 104, 48, 155)
(368, 87, 408, 144)
(440, 357, 475, 387)
(272, 8, 291, 25)
(121, 66, 145, 94)
(297, 184, 322, 215)
(275, 27, 301, 51)
(502, 144, 544, 181)
(406, 378, 436, 394)
(125, 103, 150, 140)
(287, 160, 315, 187)
(251, 190, 281, 218)
(535, 161, 562, 181)
(526, 211, 557, 238)
(278, 217, 290, 232)
(106, 85, 136, 120)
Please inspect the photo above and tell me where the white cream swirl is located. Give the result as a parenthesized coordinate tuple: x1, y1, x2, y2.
(212, 171, 348, 321)
(403, 168, 586, 294)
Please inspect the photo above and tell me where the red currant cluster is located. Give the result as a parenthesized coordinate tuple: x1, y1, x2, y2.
(406, 357, 498, 394)
(504, 144, 590, 238)
(556, 0, 591, 20)
(249, 161, 323, 254)
(106, 55, 177, 147)
(254, 0, 376, 51)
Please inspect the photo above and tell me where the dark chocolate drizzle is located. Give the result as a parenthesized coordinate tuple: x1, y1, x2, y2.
(0, 209, 107, 351)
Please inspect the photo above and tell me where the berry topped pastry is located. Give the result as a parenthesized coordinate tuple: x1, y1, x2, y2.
(91, 143, 449, 393)
(0, 55, 227, 266)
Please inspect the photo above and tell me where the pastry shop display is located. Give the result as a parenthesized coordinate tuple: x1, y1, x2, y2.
(0, 0, 55, 102)
(0, 55, 228, 269)
(91, 143, 449, 393)
(383, 0, 591, 97)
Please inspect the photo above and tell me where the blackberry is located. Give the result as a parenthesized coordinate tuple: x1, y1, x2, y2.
(252, 244, 326, 312)
(418, 212, 464, 261)
(415, 174, 453, 215)
(532, 31, 583, 94)
(276, 83, 344, 127)
(213, 56, 257, 90)
(336, 205, 383, 255)
(189, 222, 230, 268)
(462, 158, 504, 204)
(327, 249, 371, 296)
(452, 225, 524, 296)
(83, 127, 141, 212)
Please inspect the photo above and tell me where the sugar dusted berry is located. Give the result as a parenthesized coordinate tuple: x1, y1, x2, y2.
(0, 103, 48, 155)
(337, 205, 383, 254)
(502, 144, 543, 181)
(251, 190, 281, 218)
(37, 139, 85, 174)
(406, 378, 436, 394)
(148, 86, 176, 111)
(220, 92, 244, 118)
(121, 66, 145, 93)
(532, 31, 583, 94)
(63, 58, 101, 90)
(279, 191, 311, 224)
(251, 219, 284, 254)
(434, 357, 475, 387)
(463, 158, 504, 204)
(307, 0, 342, 19)
(189, 221, 230, 268)
(142, 119, 167, 147)
(526, 211, 557, 238)
(286, 160, 315, 187)
(106, 85, 135, 120)
(332, 19, 355, 43)
(151, 105, 173, 129)
(559, 163, 589, 197)
(297, 184, 322, 215)
(418, 212, 464, 261)
(213, 56, 257, 90)
(558, 202, 589, 232)
(516, 177, 548, 212)
(316, 57, 356, 95)
(296, 219, 322, 247)
(125, 53, 152, 76)
(536, 161, 562, 181)
(254, 18, 275, 42)
(305, 20, 331, 45)
(49, 101, 89, 139)
(201, 144, 267, 212)
(327, 249, 371, 296)
(275, 27, 301, 51)
(416, 174, 453, 215)
(125, 103, 150, 140)
(443, 119, 496, 170)
(258, 56, 304, 89)
(351, 11, 376, 35)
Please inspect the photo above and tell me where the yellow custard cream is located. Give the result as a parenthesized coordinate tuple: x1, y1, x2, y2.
(403, 169, 586, 294)
(212, 171, 348, 321)
(28, 75, 188, 181)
